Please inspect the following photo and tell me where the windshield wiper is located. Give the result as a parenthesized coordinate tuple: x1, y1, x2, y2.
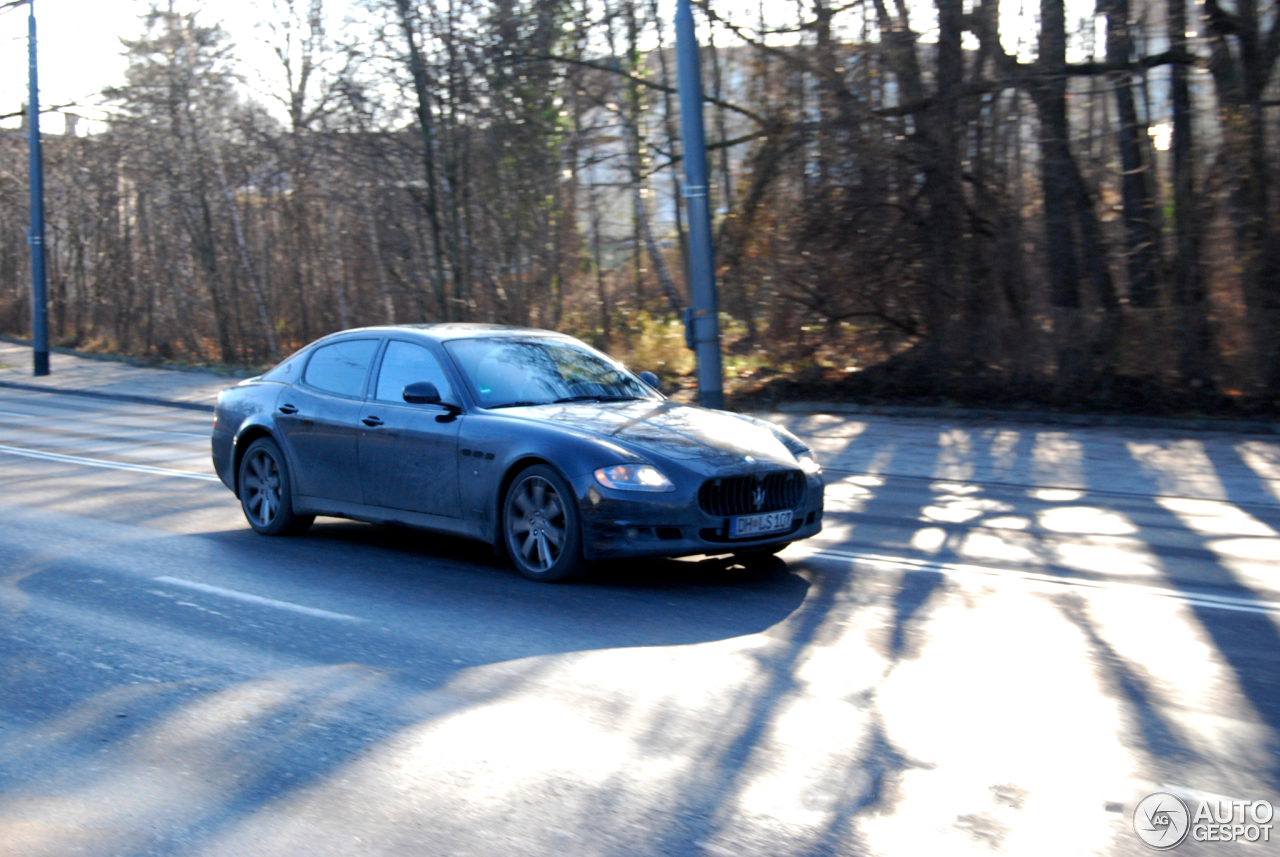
(552, 394, 647, 404)
(486, 400, 547, 409)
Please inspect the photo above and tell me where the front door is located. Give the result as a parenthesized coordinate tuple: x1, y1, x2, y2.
(274, 338, 380, 505)
(358, 339, 462, 517)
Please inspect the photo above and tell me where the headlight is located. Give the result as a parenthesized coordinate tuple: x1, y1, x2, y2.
(796, 452, 822, 475)
(593, 464, 675, 492)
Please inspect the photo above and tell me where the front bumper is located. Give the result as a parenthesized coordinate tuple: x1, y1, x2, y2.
(574, 472, 825, 561)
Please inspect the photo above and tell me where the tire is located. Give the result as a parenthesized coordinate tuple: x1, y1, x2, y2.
(502, 464, 585, 582)
(238, 437, 314, 536)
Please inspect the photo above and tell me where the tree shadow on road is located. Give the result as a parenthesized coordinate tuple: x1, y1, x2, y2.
(8, 418, 1280, 854)
(1080, 446, 1280, 792)
(0, 511, 819, 856)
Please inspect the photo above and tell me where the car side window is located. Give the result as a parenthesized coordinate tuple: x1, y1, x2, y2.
(260, 349, 305, 382)
(375, 340, 454, 404)
(303, 339, 378, 397)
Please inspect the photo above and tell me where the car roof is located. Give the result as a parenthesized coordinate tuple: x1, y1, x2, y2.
(327, 323, 572, 343)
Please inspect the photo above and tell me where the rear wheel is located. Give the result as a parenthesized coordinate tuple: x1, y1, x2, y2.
(502, 465, 585, 582)
(239, 438, 314, 536)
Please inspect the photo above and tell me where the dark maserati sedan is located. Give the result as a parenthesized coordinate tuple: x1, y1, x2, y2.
(211, 325, 824, 581)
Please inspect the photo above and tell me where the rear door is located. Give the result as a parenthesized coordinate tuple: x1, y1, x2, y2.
(274, 337, 380, 504)
(358, 339, 462, 517)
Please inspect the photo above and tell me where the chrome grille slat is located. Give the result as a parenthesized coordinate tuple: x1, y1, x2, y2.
(698, 470, 806, 517)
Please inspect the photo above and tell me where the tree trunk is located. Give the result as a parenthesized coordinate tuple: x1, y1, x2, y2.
(1169, 0, 1210, 384)
(1104, 0, 1158, 307)
(364, 189, 396, 324)
(395, 0, 451, 320)
(212, 139, 279, 359)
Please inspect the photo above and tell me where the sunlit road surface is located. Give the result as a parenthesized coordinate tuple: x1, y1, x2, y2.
(1, 389, 1278, 857)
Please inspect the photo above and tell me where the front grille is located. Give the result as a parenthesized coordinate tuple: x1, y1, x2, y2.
(698, 470, 806, 518)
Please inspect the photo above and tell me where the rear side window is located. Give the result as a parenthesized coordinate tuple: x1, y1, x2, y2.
(303, 339, 378, 397)
(261, 350, 305, 382)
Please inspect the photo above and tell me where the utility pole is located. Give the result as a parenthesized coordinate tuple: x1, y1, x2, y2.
(674, 0, 723, 409)
(26, 0, 49, 375)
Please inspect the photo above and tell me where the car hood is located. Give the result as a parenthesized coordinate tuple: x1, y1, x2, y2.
(505, 400, 800, 472)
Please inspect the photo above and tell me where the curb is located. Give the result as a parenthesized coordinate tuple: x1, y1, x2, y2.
(0, 380, 215, 413)
(773, 401, 1280, 436)
(0, 335, 257, 379)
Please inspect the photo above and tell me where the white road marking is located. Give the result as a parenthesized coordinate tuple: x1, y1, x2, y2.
(0, 443, 219, 481)
(154, 576, 363, 622)
(0, 414, 210, 439)
(0, 409, 210, 439)
(797, 546, 1280, 616)
(95, 428, 211, 440)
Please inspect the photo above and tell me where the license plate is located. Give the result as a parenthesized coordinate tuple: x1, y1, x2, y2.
(729, 510, 793, 538)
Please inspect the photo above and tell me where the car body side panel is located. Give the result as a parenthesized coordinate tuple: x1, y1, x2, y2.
(273, 385, 365, 504)
(358, 403, 462, 517)
(290, 496, 484, 541)
(212, 419, 236, 491)
(213, 383, 286, 494)
(456, 412, 651, 544)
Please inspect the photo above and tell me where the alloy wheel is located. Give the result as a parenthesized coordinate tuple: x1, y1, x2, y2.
(508, 475, 567, 571)
(242, 447, 282, 527)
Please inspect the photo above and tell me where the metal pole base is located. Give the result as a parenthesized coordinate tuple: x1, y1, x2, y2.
(33, 351, 49, 376)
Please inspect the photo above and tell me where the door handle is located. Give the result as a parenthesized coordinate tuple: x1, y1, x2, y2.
(278, 403, 298, 415)
(362, 416, 384, 427)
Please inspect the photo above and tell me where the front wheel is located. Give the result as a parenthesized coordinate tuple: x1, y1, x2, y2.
(238, 438, 314, 536)
(502, 464, 585, 582)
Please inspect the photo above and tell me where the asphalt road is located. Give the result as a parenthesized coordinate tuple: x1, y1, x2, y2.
(1, 387, 1278, 856)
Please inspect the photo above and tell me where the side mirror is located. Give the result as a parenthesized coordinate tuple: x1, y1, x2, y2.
(402, 381, 442, 405)
(639, 371, 660, 390)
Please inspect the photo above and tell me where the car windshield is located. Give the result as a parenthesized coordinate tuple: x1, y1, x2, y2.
(444, 337, 657, 409)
